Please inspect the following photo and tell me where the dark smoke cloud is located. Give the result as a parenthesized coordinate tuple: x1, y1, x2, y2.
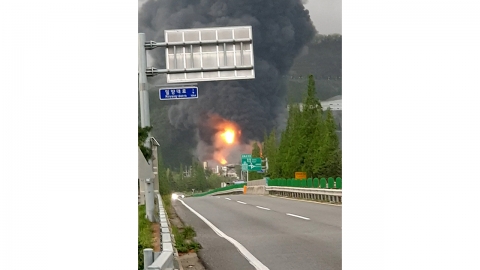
(139, 0, 316, 160)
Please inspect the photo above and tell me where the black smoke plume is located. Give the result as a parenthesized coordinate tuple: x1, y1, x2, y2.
(139, 0, 316, 163)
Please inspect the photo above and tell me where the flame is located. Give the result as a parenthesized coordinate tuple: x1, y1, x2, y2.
(207, 114, 242, 165)
(220, 129, 235, 144)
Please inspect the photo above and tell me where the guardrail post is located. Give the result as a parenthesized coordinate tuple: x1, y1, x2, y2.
(144, 248, 154, 270)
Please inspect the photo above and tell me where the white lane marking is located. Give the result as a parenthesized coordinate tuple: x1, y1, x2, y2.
(178, 199, 269, 270)
(225, 198, 231, 200)
(256, 206, 270, 211)
(286, 213, 310, 220)
(237, 201, 247, 204)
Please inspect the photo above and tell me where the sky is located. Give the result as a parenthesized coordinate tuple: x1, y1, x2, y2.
(303, 0, 342, 34)
(138, 0, 341, 35)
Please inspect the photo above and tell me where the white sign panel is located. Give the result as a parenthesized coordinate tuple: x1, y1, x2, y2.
(164, 26, 255, 83)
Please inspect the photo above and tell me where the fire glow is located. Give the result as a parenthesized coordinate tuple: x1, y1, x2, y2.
(220, 129, 235, 145)
(210, 116, 242, 165)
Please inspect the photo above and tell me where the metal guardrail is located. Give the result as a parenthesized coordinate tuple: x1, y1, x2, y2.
(143, 194, 176, 270)
(206, 183, 342, 203)
(266, 186, 342, 203)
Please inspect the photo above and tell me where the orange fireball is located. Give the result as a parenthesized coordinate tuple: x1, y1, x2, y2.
(220, 129, 235, 144)
(206, 114, 244, 166)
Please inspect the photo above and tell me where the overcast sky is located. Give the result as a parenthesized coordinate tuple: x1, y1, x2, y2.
(138, 0, 341, 35)
(303, 0, 342, 34)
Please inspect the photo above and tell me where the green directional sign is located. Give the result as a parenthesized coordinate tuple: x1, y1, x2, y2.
(241, 154, 262, 171)
(241, 154, 251, 171)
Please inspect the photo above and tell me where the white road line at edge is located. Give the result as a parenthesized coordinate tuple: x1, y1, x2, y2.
(256, 206, 271, 211)
(286, 213, 311, 220)
(225, 198, 231, 200)
(237, 201, 247, 204)
(178, 199, 270, 270)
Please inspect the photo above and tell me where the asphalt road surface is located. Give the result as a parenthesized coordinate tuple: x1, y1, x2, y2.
(172, 194, 341, 270)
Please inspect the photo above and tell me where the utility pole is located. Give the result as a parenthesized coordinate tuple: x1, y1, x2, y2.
(139, 33, 155, 222)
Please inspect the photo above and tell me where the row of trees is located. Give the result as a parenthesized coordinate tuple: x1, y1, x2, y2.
(171, 163, 207, 192)
(261, 75, 341, 179)
(166, 162, 231, 193)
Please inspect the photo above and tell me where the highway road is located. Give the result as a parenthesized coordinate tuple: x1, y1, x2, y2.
(172, 194, 341, 270)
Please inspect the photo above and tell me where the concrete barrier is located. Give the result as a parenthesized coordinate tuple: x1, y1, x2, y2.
(247, 179, 267, 186)
(245, 185, 268, 195)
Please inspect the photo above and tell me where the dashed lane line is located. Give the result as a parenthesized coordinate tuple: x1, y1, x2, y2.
(286, 213, 310, 220)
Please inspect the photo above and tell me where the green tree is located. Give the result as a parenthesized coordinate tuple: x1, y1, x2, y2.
(248, 142, 263, 180)
(191, 161, 208, 192)
(277, 102, 298, 178)
(207, 174, 225, 189)
(263, 129, 279, 178)
(157, 148, 171, 196)
(273, 74, 343, 180)
(172, 164, 187, 192)
(306, 117, 326, 178)
(280, 102, 305, 177)
(319, 108, 342, 178)
(302, 75, 324, 177)
(138, 126, 152, 160)
(167, 169, 176, 192)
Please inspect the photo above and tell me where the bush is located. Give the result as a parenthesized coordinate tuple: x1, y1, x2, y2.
(183, 226, 196, 239)
(171, 224, 201, 253)
(162, 195, 171, 208)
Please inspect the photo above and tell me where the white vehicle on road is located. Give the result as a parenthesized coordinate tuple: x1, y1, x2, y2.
(171, 193, 185, 200)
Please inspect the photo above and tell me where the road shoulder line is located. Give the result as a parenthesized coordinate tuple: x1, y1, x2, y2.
(178, 199, 269, 270)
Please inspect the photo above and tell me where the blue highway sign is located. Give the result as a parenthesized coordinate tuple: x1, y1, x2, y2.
(159, 87, 198, 100)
